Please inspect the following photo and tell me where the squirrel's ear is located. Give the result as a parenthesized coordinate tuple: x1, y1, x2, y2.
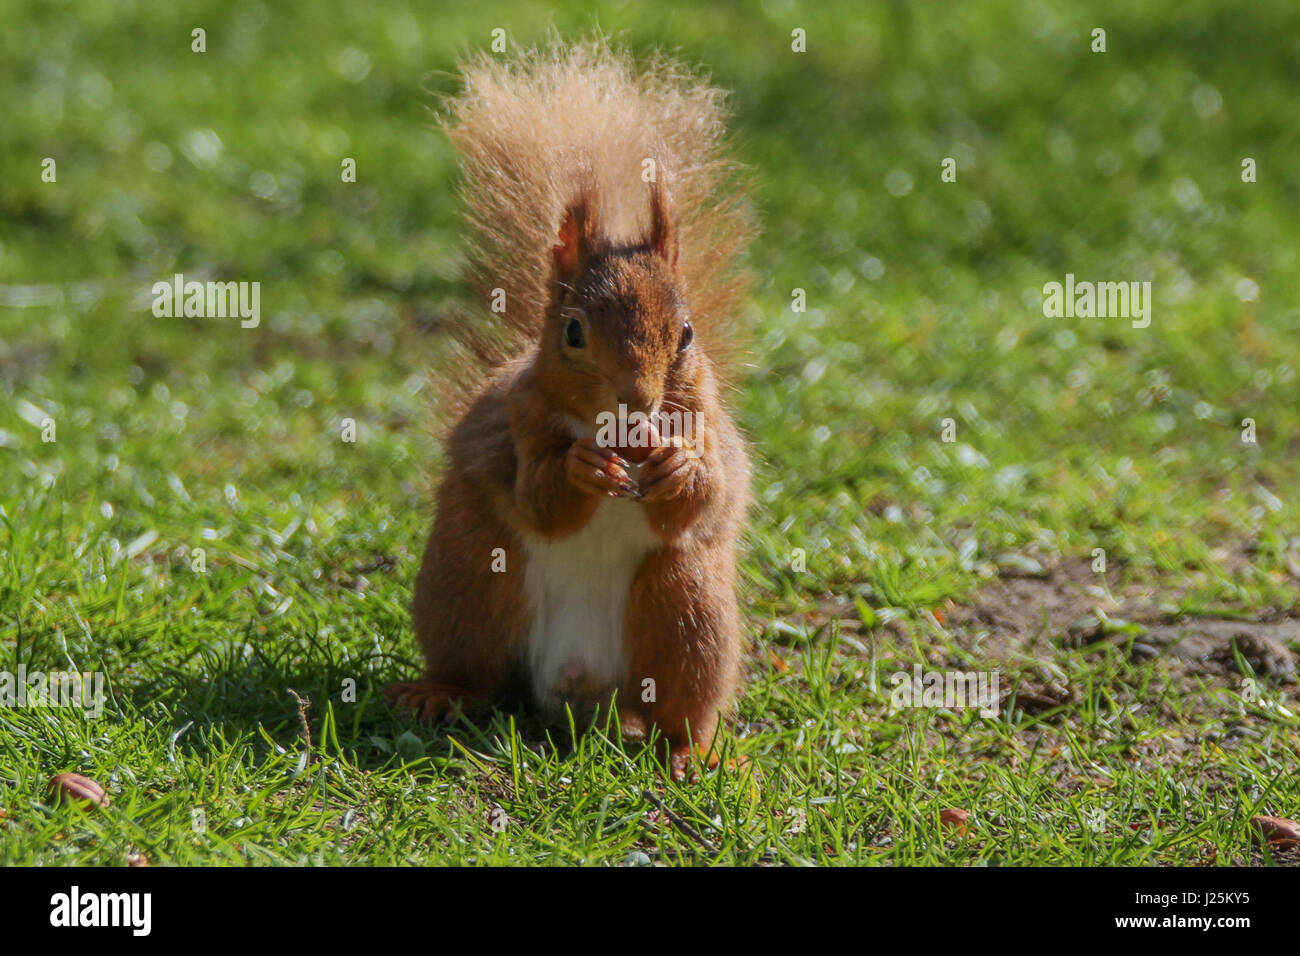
(553, 188, 599, 281)
(648, 177, 679, 268)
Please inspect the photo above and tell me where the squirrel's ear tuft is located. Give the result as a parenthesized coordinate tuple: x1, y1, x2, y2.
(553, 187, 599, 281)
(648, 177, 679, 268)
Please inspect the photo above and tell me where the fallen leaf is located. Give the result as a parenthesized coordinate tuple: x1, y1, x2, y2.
(1250, 815, 1300, 848)
(48, 773, 110, 809)
(940, 807, 970, 836)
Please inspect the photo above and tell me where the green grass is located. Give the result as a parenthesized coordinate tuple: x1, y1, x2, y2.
(1, 0, 1298, 865)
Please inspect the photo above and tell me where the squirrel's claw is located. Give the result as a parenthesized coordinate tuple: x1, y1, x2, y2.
(636, 446, 696, 503)
(567, 437, 639, 498)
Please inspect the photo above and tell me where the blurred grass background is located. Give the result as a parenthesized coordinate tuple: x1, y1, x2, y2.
(1, 0, 1298, 864)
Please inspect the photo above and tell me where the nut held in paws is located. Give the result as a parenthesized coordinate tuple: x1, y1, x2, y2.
(618, 419, 661, 464)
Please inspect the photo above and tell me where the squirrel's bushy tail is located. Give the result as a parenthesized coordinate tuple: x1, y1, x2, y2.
(436, 36, 753, 413)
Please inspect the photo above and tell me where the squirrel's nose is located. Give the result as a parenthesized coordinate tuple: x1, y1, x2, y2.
(617, 387, 659, 418)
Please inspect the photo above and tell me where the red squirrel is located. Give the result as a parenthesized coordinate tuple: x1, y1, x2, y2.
(388, 40, 754, 780)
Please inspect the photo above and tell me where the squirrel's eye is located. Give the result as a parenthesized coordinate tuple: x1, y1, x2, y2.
(678, 321, 693, 352)
(563, 316, 586, 349)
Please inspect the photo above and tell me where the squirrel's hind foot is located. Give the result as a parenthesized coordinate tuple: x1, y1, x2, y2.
(385, 681, 472, 723)
(667, 744, 751, 783)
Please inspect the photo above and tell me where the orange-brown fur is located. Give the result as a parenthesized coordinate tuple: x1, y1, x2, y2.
(393, 38, 753, 780)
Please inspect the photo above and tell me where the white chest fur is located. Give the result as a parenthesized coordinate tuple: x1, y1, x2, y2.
(522, 496, 658, 711)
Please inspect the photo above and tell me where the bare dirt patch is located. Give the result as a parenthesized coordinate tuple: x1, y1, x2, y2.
(944, 555, 1299, 685)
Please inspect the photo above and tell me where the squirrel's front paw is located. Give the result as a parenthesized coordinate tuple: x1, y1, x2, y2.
(636, 444, 699, 503)
(566, 437, 638, 498)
